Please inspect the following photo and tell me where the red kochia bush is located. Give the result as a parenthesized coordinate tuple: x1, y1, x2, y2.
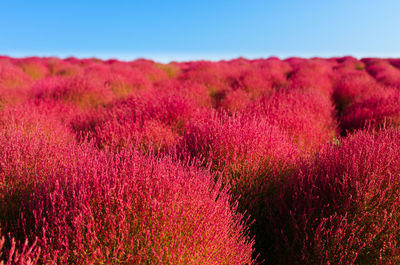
(181, 109, 298, 263)
(215, 59, 291, 113)
(154, 79, 214, 108)
(0, 59, 33, 106)
(363, 58, 400, 88)
(129, 59, 170, 82)
(219, 66, 288, 113)
(389, 58, 400, 69)
(31, 74, 115, 108)
(332, 71, 383, 114)
(267, 128, 400, 264)
(17, 57, 49, 80)
(83, 64, 153, 98)
(341, 88, 400, 132)
(5, 55, 400, 264)
(0, 59, 32, 89)
(288, 59, 336, 97)
(71, 89, 198, 153)
(333, 56, 365, 72)
(44, 57, 83, 77)
(181, 110, 298, 182)
(178, 61, 245, 108)
(246, 88, 338, 151)
(0, 118, 255, 264)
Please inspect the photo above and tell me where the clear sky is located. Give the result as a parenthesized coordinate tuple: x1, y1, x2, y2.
(1, 0, 400, 62)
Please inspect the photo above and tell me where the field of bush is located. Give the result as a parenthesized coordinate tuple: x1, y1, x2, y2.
(1, 55, 400, 264)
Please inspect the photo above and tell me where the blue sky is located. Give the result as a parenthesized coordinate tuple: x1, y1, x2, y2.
(1, 0, 400, 62)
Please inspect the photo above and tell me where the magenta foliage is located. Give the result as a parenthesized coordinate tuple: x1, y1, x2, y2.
(128, 59, 171, 82)
(30, 74, 115, 108)
(219, 59, 292, 113)
(245, 88, 338, 151)
(180, 109, 299, 263)
(0, 58, 32, 89)
(0, 59, 34, 106)
(341, 88, 400, 131)
(389, 58, 400, 70)
(332, 71, 382, 114)
(267, 128, 400, 264)
(0, 113, 255, 264)
(71, 89, 197, 152)
(17, 57, 50, 80)
(287, 59, 336, 97)
(3, 56, 400, 264)
(363, 58, 400, 88)
(44, 57, 83, 77)
(181, 109, 298, 179)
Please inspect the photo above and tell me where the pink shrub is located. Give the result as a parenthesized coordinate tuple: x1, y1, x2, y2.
(246, 88, 338, 151)
(0, 234, 40, 265)
(288, 59, 336, 97)
(179, 58, 291, 112)
(0, 59, 32, 106)
(341, 88, 400, 131)
(179, 61, 238, 108)
(332, 71, 383, 114)
(129, 59, 170, 82)
(105, 71, 152, 97)
(285, 57, 307, 68)
(0, 112, 75, 258)
(389, 58, 400, 69)
(181, 109, 298, 264)
(0, 103, 77, 144)
(252, 57, 292, 75)
(237, 69, 278, 97)
(334, 56, 365, 72)
(181, 110, 298, 180)
(0, 121, 255, 264)
(249, 58, 292, 88)
(363, 58, 400, 88)
(17, 58, 49, 80)
(31, 74, 115, 108)
(267, 128, 400, 264)
(83, 63, 153, 98)
(4, 55, 400, 264)
(71, 90, 198, 152)
(155, 62, 182, 78)
(0, 59, 32, 89)
(154, 79, 213, 108)
(45, 57, 83, 77)
(219, 89, 253, 113)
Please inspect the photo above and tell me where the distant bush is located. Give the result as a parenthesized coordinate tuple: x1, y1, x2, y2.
(341, 88, 400, 132)
(246, 88, 338, 151)
(363, 58, 400, 88)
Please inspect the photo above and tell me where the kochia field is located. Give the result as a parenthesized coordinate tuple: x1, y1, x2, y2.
(1, 55, 400, 264)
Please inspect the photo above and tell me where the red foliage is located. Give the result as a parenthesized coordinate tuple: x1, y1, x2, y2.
(363, 58, 400, 88)
(341, 88, 400, 131)
(267, 128, 400, 264)
(181, 110, 298, 181)
(17, 57, 49, 80)
(0, 108, 254, 264)
(332, 71, 383, 114)
(30, 74, 115, 108)
(246, 88, 338, 151)
(288, 59, 336, 97)
(1, 56, 400, 264)
(71, 88, 198, 153)
(0, 58, 32, 106)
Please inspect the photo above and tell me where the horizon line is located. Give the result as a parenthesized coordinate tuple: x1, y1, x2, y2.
(2, 51, 400, 64)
